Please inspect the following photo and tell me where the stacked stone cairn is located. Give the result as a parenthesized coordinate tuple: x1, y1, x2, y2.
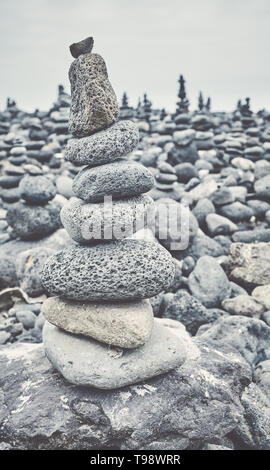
(41, 37, 188, 389)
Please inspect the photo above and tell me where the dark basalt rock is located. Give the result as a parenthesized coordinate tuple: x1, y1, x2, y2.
(0, 339, 251, 450)
(70, 36, 94, 58)
(6, 199, 63, 240)
(19, 175, 56, 204)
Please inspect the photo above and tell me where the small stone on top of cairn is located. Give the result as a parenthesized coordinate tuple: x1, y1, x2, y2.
(69, 36, 94, 58)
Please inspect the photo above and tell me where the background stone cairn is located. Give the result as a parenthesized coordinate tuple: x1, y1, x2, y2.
(41, 37, 189, 389)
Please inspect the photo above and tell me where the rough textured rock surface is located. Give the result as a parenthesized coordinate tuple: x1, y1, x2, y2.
(19, 175, 56, 204)
(229, 242, 270, 288)
(232, 383, 270, 450)
(254, 359, 270, 393)
(72, 160, 154, 202)
(69, 53, 119, 137)
(6, 199, 63, 240)
(197, 315, 270, 366)
(188, 256, 231, 307)
(42, 319, 189, 388)
(0, 256, 18, 288)
(42, 297, 153, 349)
(42, 240, 175, 301)
(0, 336, 251, 449)
(162, 289, 226, 335)
(60, 195, 154, 243)
(65, 120, 139, 166)
(221, 295, 265, 317)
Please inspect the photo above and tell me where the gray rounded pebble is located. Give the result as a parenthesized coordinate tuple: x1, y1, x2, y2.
(60, 195, 154, 243)
(15, 310, 36, 329)
(73, 160, 154, 202)
(42, 239, 175, 301)
(19, 175, 56, 204)
(65, 120, 139, 166)
(42, 319, 187, 389)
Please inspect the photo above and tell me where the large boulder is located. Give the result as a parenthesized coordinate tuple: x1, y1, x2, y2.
(0, 337, 251, 449)
(42, 319, 188, 388)
(197, 315, 270, 366)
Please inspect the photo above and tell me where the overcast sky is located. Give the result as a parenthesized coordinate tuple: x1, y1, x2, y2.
(0, 0, 270, 113)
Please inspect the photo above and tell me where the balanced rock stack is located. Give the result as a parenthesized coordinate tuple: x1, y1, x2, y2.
(41, 37, 187, 389)
(6, 171, 62, 240)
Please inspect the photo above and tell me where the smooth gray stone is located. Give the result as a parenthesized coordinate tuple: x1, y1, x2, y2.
(69, 36, 94, 58)
(188, 255, 231, 308)
(192, 198, 215, 225)
(69, 53, 119, 137)
(60, 195, 154, 243)
(184, 233, 226, 260)
(206, 213, 238, 235)
(232, 228, 270, 243)
(252, 285, 270, 310)
(254, 175, 270, 199)
(218, 201, 253, 222)
(42, 239, 175, 301)
(173, 129, 196, 147)
(56, 176, 74, 199)
(210, 187, 235, 206)
(156, 173, 177, 184)
(42, 319, 189, 389)
(174, 162, 198, 183)
(168, 142, 199, 165)
(19, 175, 56, 204)
(247, 199, 270, 217)
(0, 187, 21, 203)
(15, 310, 36, 329)
(65, 120, 139, 166)
(73, 160, 154, 202)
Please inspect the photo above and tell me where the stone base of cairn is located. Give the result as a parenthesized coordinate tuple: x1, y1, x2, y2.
(41, 37, 188, 389)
